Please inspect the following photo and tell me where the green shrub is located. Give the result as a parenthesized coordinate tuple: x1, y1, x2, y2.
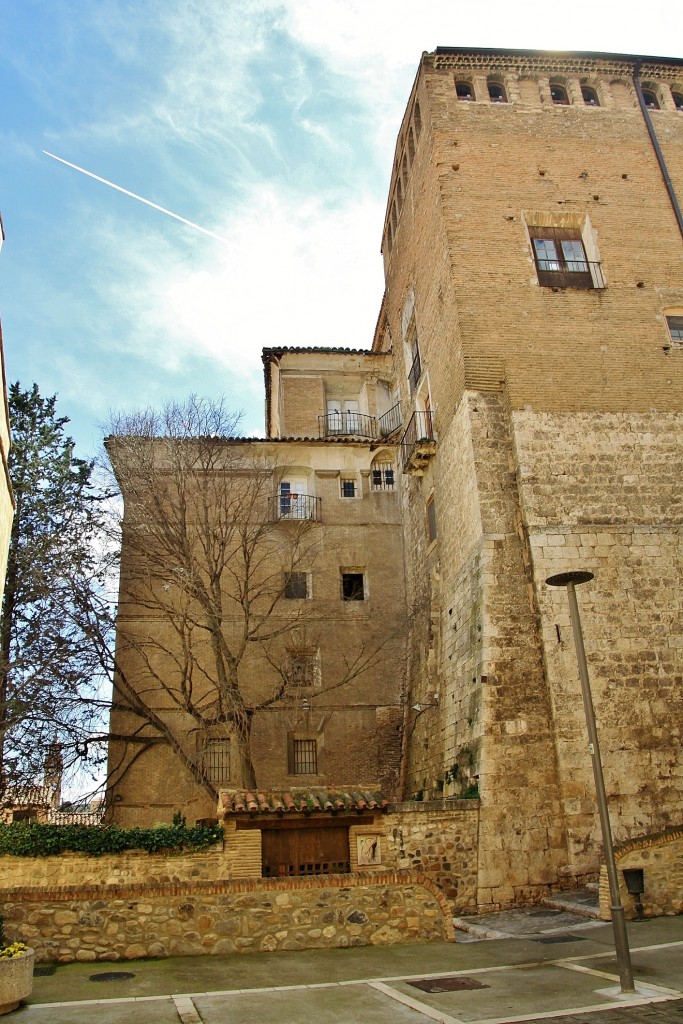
(0, 821, 223, 857)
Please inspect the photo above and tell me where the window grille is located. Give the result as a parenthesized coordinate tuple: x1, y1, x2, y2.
(372, 464, 395, 490)
(202, 738, 231, 785)
(293, 739, 317, 774)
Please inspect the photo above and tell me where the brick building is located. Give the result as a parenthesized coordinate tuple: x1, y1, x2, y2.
(107, 350, 407, 873)
(109, 48, 682, 911)
(376, 47, 683, 909)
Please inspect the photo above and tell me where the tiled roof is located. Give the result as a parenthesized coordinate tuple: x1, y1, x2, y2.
(261, 346, 373, 361)
(220, 789, 389, 815)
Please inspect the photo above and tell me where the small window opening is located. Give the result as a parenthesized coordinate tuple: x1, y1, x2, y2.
(672, 92, 683, 110)
(488, 81, 506, 103)
(581, 86, 599, 106)
(414, 101, 422, 139)
(456, 80, 474, 101)
(550, 83, 569, 105)
(341, 477, 357, 498)
(284, 572, 308, 599)
(666, 315, 683, 345)
(642, 88, 659, 109)
(426, 495, 437, 545)
(342, 572, 365, 601)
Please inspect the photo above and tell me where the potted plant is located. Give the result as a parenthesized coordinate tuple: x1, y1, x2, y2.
(0, 915, 34, 1015)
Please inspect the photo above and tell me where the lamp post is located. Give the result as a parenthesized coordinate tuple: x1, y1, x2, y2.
(545, 570, 635, 994)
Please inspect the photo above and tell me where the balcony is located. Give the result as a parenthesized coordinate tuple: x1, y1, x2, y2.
(536, 259, 605, 290)
(401, 410, 435, 475)
(270, 493, 321, 522)
(378, 402, 403, 437)
(318, 412, 378, 439)
(408, 350, 422, 394)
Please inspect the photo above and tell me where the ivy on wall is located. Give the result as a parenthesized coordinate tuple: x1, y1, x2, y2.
(0, 821, 223, 857)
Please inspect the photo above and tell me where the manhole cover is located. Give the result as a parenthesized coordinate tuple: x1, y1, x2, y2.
(409, 977, 489, 993)
(89, 972, 136, 982)
(533, 934, 586, 944)
(33, 965, 57, 977)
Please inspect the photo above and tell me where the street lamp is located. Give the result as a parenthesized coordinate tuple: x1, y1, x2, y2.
(545, 570, 635, 994)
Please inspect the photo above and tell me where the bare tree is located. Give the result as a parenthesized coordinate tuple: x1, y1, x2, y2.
(104, 396, 400, 808)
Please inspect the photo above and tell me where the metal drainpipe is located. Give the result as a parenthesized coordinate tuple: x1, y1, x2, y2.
(632, 66, 683, 242)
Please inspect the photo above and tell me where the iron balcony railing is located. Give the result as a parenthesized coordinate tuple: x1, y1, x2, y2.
(378, 402, 403, 436)
(535, 259, 605, 290)
(270, 493, 322, 522)
(318, 412, 377, 439)
(401, 410, 435, 470)
(408, 349, 422, 394)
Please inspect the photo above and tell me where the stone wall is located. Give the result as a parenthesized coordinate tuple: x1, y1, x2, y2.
(599, 827, 683, 920)
(3, 872, 454, 963)
(384, 802, 479, 912)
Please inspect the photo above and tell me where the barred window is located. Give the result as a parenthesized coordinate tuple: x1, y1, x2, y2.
(202, 738, 231, 785)
(292, 739, 317, 774)
(371, 463, 395, 490)
(340, 477, 357, 498)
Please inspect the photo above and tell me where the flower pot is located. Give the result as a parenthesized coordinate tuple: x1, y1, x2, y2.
(0, 948, 34, 1014)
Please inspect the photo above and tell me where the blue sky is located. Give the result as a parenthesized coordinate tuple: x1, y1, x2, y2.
(1, 0, 681, 456)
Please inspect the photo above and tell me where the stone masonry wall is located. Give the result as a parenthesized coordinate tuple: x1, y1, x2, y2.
(3, 872, 454, 962)
(598, 828, 683, 920)
(514, 410, 683, 877)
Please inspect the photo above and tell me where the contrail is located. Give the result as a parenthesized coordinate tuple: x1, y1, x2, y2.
(43, 151, 230, 246)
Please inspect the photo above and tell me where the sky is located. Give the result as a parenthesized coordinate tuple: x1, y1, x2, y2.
(1, 0, 681, 457)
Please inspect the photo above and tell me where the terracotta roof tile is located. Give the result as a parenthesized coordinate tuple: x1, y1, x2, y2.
(220, 788, 388, 815)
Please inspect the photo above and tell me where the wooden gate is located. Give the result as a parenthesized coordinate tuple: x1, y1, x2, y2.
(261, 824, 350, 877)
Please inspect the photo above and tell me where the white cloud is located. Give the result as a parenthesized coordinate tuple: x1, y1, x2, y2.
(91, 183, 385, 376)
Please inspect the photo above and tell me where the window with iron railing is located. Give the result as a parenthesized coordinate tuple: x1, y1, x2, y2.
(529, 227, 604, 290)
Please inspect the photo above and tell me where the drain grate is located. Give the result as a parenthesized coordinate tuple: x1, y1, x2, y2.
(33, 965, 57, 977)
(533, 934, 587, 944)
(409, 977, 489, 993)
(529, 909, 562, 917)
(89, 972, 136, 982)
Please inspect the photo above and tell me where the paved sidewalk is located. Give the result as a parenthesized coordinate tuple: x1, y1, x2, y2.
(12, 913, 683, 1024)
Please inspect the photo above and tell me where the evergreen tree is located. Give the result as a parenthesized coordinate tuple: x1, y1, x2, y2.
(0, 383, 113, 795)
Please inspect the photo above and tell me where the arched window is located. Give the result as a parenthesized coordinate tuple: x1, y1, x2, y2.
(550, 82, 569, 105)
(581, 85, 599, 106)
(408, 126, 416, 163)
(672, 91, 683, 110)
(414, 101, 422, 138)
(488, 81, 507, 103)
(455, 80, 474, 101)
(641, 87, 659, 109)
